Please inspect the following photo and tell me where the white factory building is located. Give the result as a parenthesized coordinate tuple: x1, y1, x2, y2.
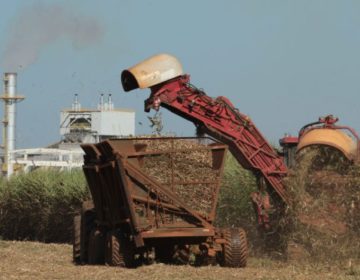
(1, 80, 135, 176)
(59, 94, 135, 146)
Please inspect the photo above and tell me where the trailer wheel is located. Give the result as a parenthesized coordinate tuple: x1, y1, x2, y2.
(88, 228, 106, 265)
(105, 231, 125, 267)
(105, 231, 136, 267)
(173, 245, 190, 264)
(80, 201, 96, 263)
(222, 228, 248, 268)
(73, 215, 81, 264)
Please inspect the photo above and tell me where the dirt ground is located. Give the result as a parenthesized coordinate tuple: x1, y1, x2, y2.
(0, 241, 359, 280)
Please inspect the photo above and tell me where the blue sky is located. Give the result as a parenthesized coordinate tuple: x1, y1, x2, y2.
(0, 0, 360, 148)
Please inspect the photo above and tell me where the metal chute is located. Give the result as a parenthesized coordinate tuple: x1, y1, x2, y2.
(121, 53, 183, 92)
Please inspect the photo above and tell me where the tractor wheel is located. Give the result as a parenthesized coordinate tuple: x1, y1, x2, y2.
(105, 231, 136, 267)
(173, 245, 190, 264)
(80, 201, 96, 263)
(88, 228, 106, 265)
(73, 215, 81, 264)
(222, 228, 248, 268)
(105, 231, 125, 267)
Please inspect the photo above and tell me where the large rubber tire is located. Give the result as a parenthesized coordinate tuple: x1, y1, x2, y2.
(105, 231, 136, 268)
(105, 231, 125, 267)
(173, 245, 190, 265)
(73, 215, 81, 264)
(222, 228, 248, 268)
(80, 201, 96, 264)
(88, 228, 106, 265)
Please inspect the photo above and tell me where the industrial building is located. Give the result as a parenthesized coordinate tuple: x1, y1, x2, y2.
(0, 72, 136, 177)
(59, 93, 135, 146)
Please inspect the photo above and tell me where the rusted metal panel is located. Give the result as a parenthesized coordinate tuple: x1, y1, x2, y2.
(140, 228, 214, 239)
(81, 137, 227, 247)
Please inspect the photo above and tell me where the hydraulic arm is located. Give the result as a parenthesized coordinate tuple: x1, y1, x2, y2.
(145, 75, 288, 201)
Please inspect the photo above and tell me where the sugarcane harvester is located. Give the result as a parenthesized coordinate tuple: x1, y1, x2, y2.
(75, 54, 359, 268)
(121, 54, 289, 238)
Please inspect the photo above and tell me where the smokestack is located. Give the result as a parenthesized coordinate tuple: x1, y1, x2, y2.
(72, 94, 81, 111)
(108, 94, 113, 111)
(98, 93, 104, 111)
(1, 73, 24, 178)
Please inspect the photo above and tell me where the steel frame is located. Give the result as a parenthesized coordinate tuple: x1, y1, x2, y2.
(82, 137, 227, 248)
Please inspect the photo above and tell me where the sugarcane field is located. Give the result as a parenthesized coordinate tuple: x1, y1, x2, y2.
(0, 1, 360, 280)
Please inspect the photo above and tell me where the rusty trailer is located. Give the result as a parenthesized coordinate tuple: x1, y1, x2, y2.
(73, 137, 248, 267)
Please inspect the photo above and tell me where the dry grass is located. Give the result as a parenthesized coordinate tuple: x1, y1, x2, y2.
(0, 240, 359, 280)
